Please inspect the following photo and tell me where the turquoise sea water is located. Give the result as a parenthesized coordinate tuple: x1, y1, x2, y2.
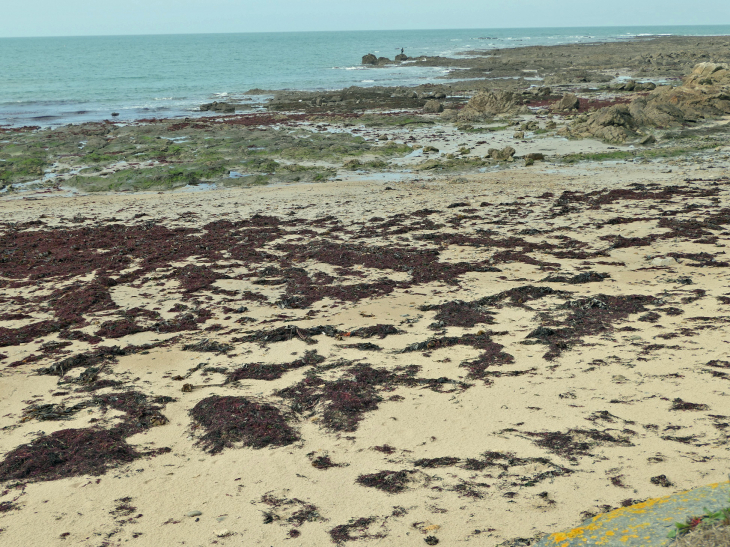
(1, 25, 729, 127)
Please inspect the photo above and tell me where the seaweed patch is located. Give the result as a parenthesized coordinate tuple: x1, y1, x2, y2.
(189, 396, 299, 453)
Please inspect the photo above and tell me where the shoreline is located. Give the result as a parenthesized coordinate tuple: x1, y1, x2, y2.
(2, 33, 730, 129)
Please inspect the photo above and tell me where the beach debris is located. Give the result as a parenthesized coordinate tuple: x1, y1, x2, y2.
(227, 350, 325, 382)
(356, 470, 414, 494)
(650, 475, 674, 487)
(182, 339, 233, 353)
(0, 427, 170, 483)
(189, 396, 299, 453)
(652, 256, 678, 267)
(329, 516, 383, 544)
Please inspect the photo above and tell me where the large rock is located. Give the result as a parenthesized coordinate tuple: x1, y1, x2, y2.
(362, 53, 378, 65)
(562, 62, 730, 142)
(395, 53, 408, 62)
(561, 104, 637, 143)
(684, 62, 730, 87)
(551, 93, 580, 112)
(610, 80, 656, 91)
(488, 146, 516, 161)
(423, 100, 444, 114)
(459, 90, 521, 121)
(199, 102, 236, 113)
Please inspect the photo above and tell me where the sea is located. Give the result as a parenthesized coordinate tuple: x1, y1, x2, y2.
(1, 25, 729, 128)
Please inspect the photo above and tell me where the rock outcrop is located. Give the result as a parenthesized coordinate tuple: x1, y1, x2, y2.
(561, 63, 730, 143)
(550, 93, 580, 112)
(610, 80, 657, 91)
(458, 90, 524, 121)
(488, 146, 516, 161)
(199, 102, 236, 113)
(395, 53, 408, 62)
(423, 100, 444, 114)
(362, 54, 378, 65)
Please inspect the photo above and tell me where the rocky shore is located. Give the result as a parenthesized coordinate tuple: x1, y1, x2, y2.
(1, 34, 730, 547)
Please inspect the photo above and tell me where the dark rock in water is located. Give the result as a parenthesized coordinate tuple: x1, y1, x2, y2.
(362, 53, 378, 65)
(395, 53, 408, 62)
(377, 57, 392, 65)
(199, 101, 236, 113)
(111, 112, 120, 117)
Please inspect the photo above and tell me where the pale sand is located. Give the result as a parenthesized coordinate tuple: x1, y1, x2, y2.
(1, 157, 729, 547)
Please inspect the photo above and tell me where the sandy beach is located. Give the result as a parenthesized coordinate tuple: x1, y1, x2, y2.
(1, 36, 730, 547)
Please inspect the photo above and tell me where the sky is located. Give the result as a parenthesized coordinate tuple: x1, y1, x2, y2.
(1, 0, 729, 37)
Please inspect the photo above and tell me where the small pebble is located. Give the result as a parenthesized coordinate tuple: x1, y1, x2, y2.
(215, 529, 231, 537)
(187, 510, 202, 517)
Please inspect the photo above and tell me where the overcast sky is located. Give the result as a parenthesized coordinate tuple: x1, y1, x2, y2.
(1, 0, 728, 38)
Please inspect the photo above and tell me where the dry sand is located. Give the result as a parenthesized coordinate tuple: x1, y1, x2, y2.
(1, 155, 730, 547)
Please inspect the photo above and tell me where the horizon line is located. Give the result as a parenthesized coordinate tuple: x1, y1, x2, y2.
(2, 23, 730, 40)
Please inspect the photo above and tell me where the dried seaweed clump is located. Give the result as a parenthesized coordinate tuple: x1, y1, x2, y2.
(277, 365, 399, 432)
(227, 350, 325, 382)
(528, 294, 653, 360)
(670, 398, 710, 411)
(527, 429, 634, 461)
(541, 271, 609, 284)
(329, 517, 384, 544)
(0, 428, 162, 483)
(413, 457, 460, 468)
(356, 470, 413, 494)
(1, 386, 174, 483)
(182, 339, 233, 353)
(420, 300, 495, 328)
(189, 396, 299, 454)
